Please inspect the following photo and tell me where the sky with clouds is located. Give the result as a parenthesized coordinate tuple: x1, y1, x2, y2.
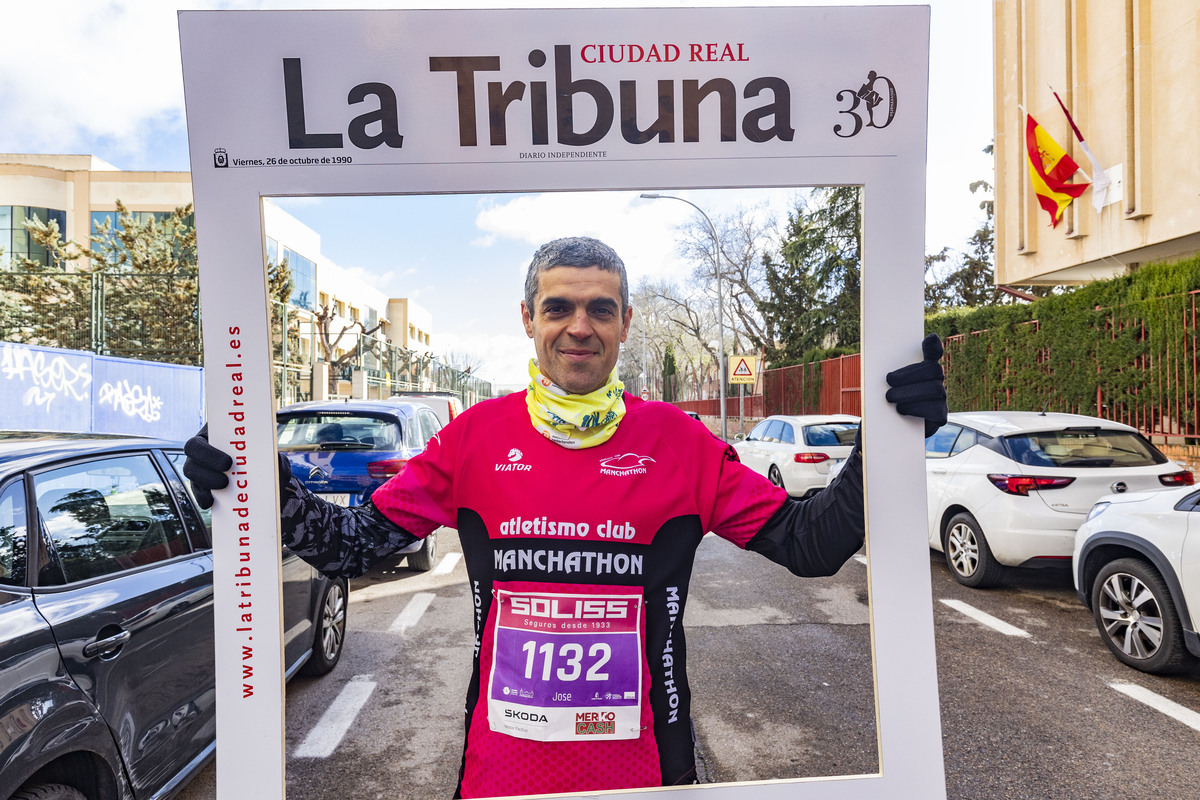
(1, 0, 994, 387)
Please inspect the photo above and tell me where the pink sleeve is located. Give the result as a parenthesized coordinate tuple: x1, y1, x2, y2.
(368, 415, 461, 538)
(697, 435, 788, 548)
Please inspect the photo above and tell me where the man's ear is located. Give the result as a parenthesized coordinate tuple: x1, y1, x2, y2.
(521, 301, 535, 339)
(619, 304, 633, 343)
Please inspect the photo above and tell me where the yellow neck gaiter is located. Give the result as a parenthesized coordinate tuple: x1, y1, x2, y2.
(526, 359, 626, 449)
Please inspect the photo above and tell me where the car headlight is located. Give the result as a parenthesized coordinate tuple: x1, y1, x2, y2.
(1086, 501, 1110, 522)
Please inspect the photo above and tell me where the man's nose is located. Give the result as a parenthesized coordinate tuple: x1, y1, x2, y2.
(565, 308, 594, 339)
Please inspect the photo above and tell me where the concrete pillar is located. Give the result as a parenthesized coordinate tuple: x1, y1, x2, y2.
(313, 363, 329, 401)
(351, 368, 367, 399)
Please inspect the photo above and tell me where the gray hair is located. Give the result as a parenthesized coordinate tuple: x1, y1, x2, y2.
(523, 236, 630, 313)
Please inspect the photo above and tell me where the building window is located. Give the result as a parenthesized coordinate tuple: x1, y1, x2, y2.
(2, 206, 67, 268)
(335, 299, 345, 317)
(281, 247, 317, 310)
(319, 291, 329, 308)
(350, 306, 359, 323)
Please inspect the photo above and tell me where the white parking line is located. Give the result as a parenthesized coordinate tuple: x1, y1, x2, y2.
(293, 675, 376, 758)
(1110, 682, 1200, 732)
(432, 552, 462, 575)
(388, 591, 435, 634)
(939, 598, 1031, 638)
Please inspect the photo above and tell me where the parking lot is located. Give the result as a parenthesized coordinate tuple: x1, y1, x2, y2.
(176, 528, 1200, 800)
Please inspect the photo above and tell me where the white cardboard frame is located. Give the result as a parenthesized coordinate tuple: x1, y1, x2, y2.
(179, 6, 944, 799)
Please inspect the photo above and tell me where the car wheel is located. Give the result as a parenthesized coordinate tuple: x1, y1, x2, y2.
(943, 512, 1004, 588)
(407, 530, 438, 572)
(11, 784, 88, 800)
(1091, 558, 1196, 675)
(300, 578, 347, 677)
(768, 465, 786, 490)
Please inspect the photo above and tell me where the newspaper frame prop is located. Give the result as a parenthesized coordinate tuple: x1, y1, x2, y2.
(179, 6, 944, 799)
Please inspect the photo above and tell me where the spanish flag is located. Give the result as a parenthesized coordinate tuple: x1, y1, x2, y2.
(1026, 114, 1089, 227)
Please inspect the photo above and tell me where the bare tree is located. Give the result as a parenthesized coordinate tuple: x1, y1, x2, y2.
(442, 349, 486, 375)
(313, 303, 386, 394)
(674, 203, 780, 357)
(625, 279, 726, 400)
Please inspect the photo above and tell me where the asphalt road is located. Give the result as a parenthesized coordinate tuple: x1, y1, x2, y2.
(177, 530, 1200, 800)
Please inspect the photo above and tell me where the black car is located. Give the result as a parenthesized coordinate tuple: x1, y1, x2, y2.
(0, 434, 347, 800)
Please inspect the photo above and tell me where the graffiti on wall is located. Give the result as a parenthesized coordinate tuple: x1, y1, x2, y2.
(0, 342, 202, 439)
(98, 379, 164, 422)
(0, 343, 93, 411)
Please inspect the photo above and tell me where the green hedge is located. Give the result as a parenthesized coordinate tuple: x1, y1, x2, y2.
(925, 255, 1200, 429)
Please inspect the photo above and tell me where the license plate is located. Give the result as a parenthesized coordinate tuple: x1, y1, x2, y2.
(317, 493, 351, 507)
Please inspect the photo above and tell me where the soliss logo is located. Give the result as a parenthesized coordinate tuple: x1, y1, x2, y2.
(1110, 481, 1128, 493)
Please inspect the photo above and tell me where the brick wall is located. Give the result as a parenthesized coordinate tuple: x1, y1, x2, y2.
(1158, 443, 1200, 476)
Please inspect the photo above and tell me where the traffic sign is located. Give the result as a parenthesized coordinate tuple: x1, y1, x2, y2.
(730, 355, 758, 384)
(639, 387, 649, 400)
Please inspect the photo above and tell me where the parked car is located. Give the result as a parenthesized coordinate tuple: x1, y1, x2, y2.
(925, 411, 1192, 588)
(1073, 485, 1200, 674)
(276, 399, 441, 571)
(733, 414, 860, 498)
(0, 434, 346, 800)
(684, 411, 702, 422)
(387, 391, 463, 428)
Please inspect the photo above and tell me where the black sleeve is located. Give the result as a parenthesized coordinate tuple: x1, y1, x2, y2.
(278, 467, 420, 579)
(743, 444, 865, 577)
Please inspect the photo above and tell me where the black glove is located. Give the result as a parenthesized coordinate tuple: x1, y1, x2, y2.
(885, 334, 948, 437)
(182, 424, 233, 510)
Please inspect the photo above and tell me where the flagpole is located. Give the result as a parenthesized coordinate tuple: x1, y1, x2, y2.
(1046, 84, 1110, 212)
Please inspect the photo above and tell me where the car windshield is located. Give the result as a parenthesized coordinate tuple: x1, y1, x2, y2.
(1002, 428, 1167, 468)
(803, 423, 859, 447)
(277, 414, 402, 451)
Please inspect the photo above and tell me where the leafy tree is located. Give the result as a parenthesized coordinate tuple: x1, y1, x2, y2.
(11, 201, 200, 363)
(2, 201, 299, 372)
(268, 256, 304, 402)
(759, 187, 862, 364)
(661, 343, 678, 401)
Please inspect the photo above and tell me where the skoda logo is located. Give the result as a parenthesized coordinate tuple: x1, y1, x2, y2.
(1110, 481, 1128, 494)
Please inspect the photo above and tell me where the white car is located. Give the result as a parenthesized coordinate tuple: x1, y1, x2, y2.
(733, 414, 860, 498)
(1074, 485, 1200, 674)
(925, 411, 1192, 588)
(388, 391, 463, 427)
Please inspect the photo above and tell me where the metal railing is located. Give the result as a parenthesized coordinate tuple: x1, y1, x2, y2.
(0, 273, 492, 407)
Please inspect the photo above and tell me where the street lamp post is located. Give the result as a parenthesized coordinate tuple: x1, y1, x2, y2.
(640, 193, 728, 441)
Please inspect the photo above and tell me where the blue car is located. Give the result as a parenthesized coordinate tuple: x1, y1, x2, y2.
(0, 433, 346, 800)
(276, 399, 443, 571)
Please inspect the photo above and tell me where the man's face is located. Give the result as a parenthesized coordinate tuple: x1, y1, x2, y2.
(522, 265, 633, 395)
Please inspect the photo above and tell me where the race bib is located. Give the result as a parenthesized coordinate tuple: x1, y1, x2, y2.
(487, 589, 643, 742)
